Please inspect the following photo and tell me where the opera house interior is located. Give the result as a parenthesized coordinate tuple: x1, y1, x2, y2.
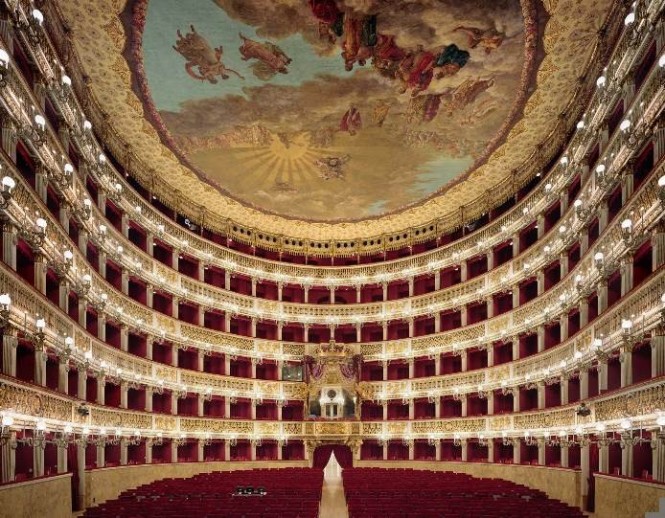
(0, 0, 664, 517)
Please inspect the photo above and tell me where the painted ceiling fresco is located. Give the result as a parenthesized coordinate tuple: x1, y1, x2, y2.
(131, 0, 541, 221)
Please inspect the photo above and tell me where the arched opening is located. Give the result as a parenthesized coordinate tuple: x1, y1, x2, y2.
(313, 444, 353, 469)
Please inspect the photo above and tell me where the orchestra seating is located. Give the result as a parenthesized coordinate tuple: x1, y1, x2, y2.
(342, 468, 586, 518)
(82, 467, 323, 518)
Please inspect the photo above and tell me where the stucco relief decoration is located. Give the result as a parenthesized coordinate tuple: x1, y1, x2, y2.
(129, 0, 542, 222)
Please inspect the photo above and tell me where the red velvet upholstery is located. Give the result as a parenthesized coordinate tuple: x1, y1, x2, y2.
(82, 468, 322, 518)
(342, 468, 586, 518)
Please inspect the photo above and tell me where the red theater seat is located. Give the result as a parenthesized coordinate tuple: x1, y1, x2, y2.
(82, 467, 323, 518)
(342, 468, 585, 518)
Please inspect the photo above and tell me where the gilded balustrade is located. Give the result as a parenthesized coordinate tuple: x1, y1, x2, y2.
(0, 0, 660, 404)
(0, 159, 661, 395)
(358, 270, 665, 400)
(3, 375, 665, 440)
(0, 24, 661, 319)
(0, 140, 661, 333)
(0, 263, 306, 401)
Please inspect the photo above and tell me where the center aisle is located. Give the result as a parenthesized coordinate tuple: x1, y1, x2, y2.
(319, 453, 349, 518)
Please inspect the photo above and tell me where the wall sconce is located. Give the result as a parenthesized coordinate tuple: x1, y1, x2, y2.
(32, 317, 46, 350)
(624, 9, 635, 25)
(13, 8, 45, 46)
(0, 412, 14, 445)
(523, 431, 536, 446)
(595, 164, 612, 190)
(453, 433, 462, 447)
(621, 318, 633, 335)
(0, 175, 15, 209)
(621, 219, 634, 246)
(593, 251, 611, 278)
(91, 292, 107, 314)
(93, 224, 107, 246)
(0, 48, 10, 88)
(501, 432, 515, 447)
(574, 273, 584, 292)
(127, 430, 142, 446)
(573, 199, 590, 222)
(658, 175, 665, 208)
(53, 73, 72, 102)
(52, 162, 74, 189)
(63, 336, 74, 355)
(0, 293, 11, 328)
(203, 388, 213, 402)
(151, 432, 164, 447)
(21, 114, 48, 147)
(72, 197, 92, 222)
(51, 249, 73, 278)
(20, 216, 47, 249)
(74, 273, 92, 297)
(227, 433, 238, 447)
(20, 419, 47, 449)
(109, 182, 123, 203)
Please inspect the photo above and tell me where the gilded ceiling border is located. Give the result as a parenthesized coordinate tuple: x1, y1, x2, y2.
(49, 0, 623, 247)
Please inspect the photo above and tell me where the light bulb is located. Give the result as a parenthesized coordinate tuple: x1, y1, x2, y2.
(0, 48, 9, 67)
(31, 9, 44, 25)
(34, 114, 46, 129)
(2, 176, 15, 190)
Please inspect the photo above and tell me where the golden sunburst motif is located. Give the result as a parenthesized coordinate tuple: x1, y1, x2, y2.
(136, 0, 536, 221)
(54, 0, 616, 238)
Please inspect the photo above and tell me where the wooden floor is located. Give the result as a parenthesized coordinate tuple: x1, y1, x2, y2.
(319, 453, 349, 518)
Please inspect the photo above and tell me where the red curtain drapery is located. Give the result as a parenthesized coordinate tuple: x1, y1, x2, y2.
(313, 444, 353, 469)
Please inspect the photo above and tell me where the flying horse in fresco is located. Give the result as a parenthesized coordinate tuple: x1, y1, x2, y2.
(173, 25, 244, 84)
(238, 33, 292, 79)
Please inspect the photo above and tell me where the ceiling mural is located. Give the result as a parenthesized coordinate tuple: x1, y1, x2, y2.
(130, 0, 541, 221)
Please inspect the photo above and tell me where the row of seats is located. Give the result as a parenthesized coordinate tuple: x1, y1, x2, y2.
(82, 467, 323, 518)
(342, 468, 585, 518)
